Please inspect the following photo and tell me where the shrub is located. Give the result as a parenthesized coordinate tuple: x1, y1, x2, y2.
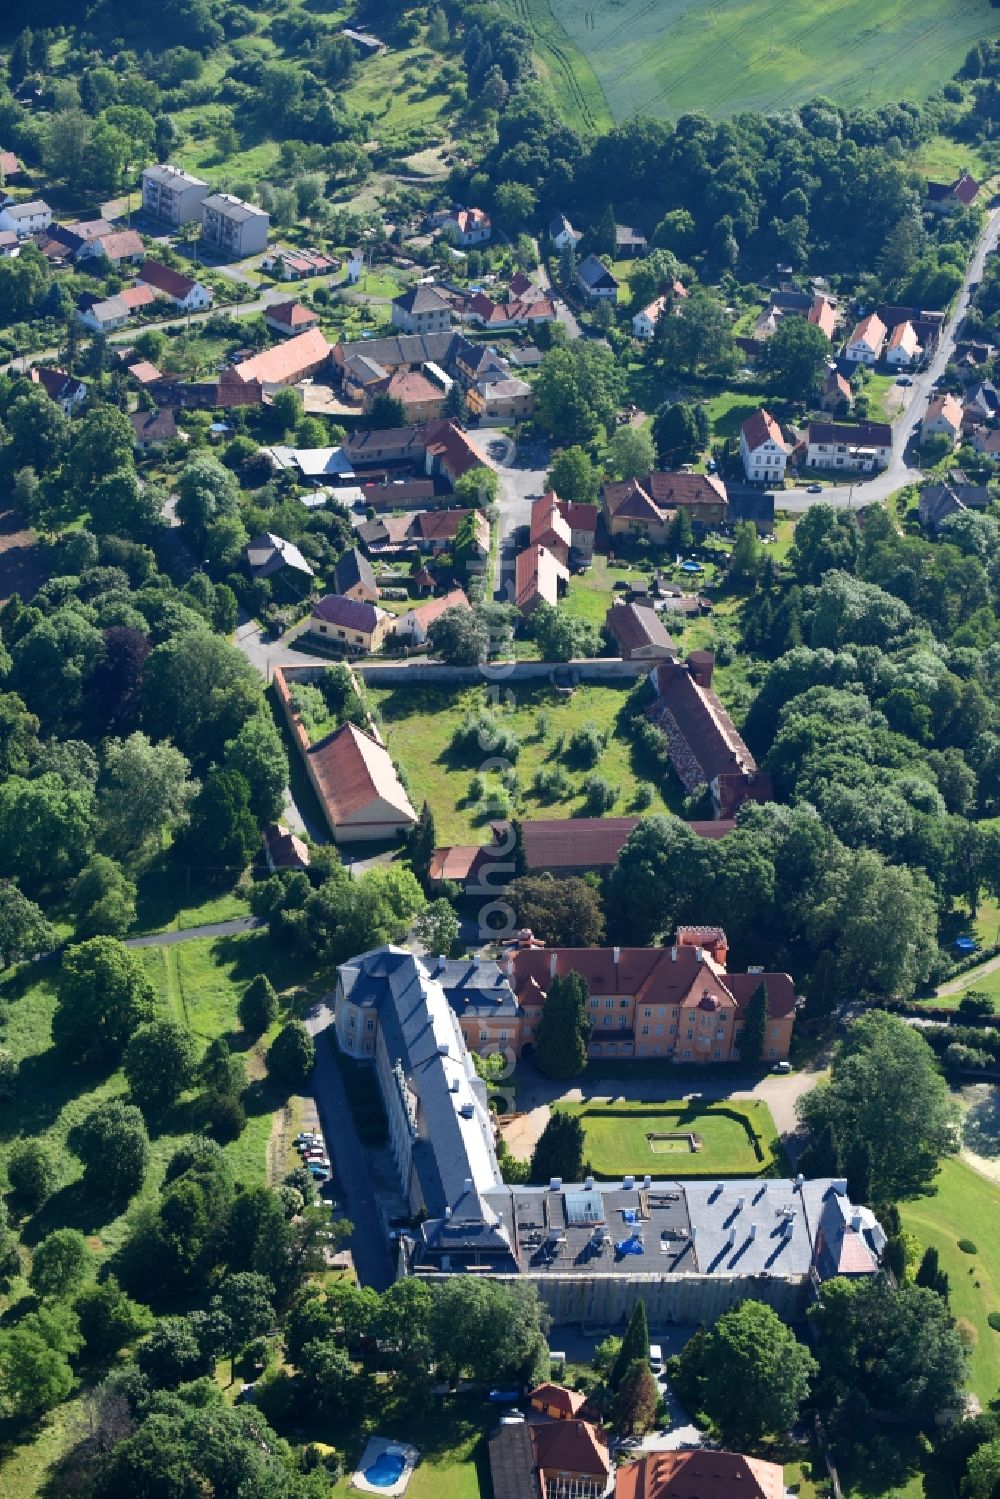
(451, 709, 519, 764)
(633, 782, 654, 810)
(583, 775, 617, 814)
(205, 1093, 247, 1142)
(239, 974, 279, 1037)
(7, 1140, 56, 1211)
(958, 1239, 978, 1254)
(568, 723, 605, 768)
(988, 1312, 1000, 1332)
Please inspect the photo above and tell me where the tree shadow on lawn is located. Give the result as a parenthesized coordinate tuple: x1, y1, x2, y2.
(962, 1084, 1000, 1159)
(0, 1049, 116, 1147)
(209, 930, 331, 1002)
(20, 1177, 131, 1248)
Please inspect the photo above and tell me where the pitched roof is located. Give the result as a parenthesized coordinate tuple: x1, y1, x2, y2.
(129, 407, 178, 442)
(245, 532, 314, 577)
(607, 600, 676, 655)
(414, 508, 481, 544)
(508, 272, 534, 298)
(924, 392, 963, 430)
(530, 491, 572, 551)
(333, 548, 377, 594)
(30, 367, 82, 402)
(531, 1420, 610, 1481)
(421, 418, 482, 480)
(2, 198, 49, 219)
(488, 1420, 537, 1499)
(887, 320, 920, 355)
(201, 191, 268, 222)
(385, 368, 443, 405)
(651, 656, 758, 788)
(604, 471, 727, 522)
(822, 369, 852, 399)
(309, 722, 415, 826)
(530, 1383, 588, 1417)
(950, 172, 980, 206)
(127, 360, 163, 384)
(266, 299, 318, 330)
(394, 284, 451, 316)
(807, 420, 892, 447)
(311, 594, 382, 632)
(615, 1449, 785, 1499)
(97, 229, 144, 260)
(807, 294, 836, 338)
(138, 258, 198, 299)
(263, 821, 310, 870)
(0, 151, 20, 176)
(514, 543, 568, 611)
(848, 312, 886, 348)
(487, 815, 733, 875)
(233, 327, 331, 385)
(561, 500, 599, 534)
(577, 253, 618, 290)
(407, 587, 471, 631)
(741, 408, 788, 452)
(119, 283, 156, 310)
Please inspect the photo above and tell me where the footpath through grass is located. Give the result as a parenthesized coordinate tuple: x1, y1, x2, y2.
(900, 1158, 1000, 1400)
(554, 1098, 783, 1179)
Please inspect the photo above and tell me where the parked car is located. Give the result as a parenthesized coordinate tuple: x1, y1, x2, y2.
(308, 1163, 330, 1180)
(805, 483, 823, 493)
(897, 375, 912, 387)
(772, 1061, 792, 1073)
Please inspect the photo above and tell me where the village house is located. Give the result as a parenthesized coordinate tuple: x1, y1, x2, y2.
(819, 368, 852, 413)
(971, 427, 1000, 462)
(200, 192, 270, 257)
(129, 407, 180, 449)
(530, 1384, 590, 1422)
(392, 284, 452, 335)
(77, 295, 130, 333)
(965, 380, 999, 422)
(138, 259, 213, 311)
(261, 247, 337, 280)
(468, 375, 534, 422)
(74, 227, 145, 267)
(606, 600, 676, 661)
(648, 651, 773, 818)
(141, 164, 209, 227)
(615, 1451, 785, 1499)
(844, 312, 886, 364)
(127, 360, 163, 388)
(919, 472, 993, 531)
(413, 508, 490, 559)
(262, 821, 310, 874)
(885, 320, 922, 368)
(630, 284, 688, 340)
(464, 292, 556, 330)
(804, 420, 891, 472)
(615, 224, 647, 258)
(232, 327, 332, 391)
(603, 471, 728, 543)
(927, 171, 980, 212)
(265, 300, 320, 338)
(549, 213, 582, 250)
(395, 587, 471, 646)
(119, 284, 156, 314)
(30, 367, 86, 415)
(921, 392, 964, 446)
(515, 543, 569, 614)
(0, 198, 51, 237)
(807, 293, 837, 339)
(0, 150, 23, 180)
(0, 229, 18, 257)
(332, 547, 379, 604)
(244, 532, 315, 587)
(366, 368, 445, 424)
(576, 254, 619, 303)
(308, 721, 417, 842)
(308, 594, 390, 654)
(739, 409, 790, 483)
(441, 207, 491, 246)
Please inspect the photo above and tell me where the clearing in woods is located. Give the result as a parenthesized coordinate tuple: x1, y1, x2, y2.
(509, 0, 998, 126)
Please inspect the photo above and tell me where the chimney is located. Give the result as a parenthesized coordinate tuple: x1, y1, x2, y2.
(687, 649, 715, 689)
(445, 1207, 452, 1219)
(736, 1196, 745, 1213)
(671, 946, 677, 962)
(584, 1176, 594, 1190)
(623, 1175, 635, 1190)
(550, 952, 558, 978)
(643, 1175, 651, 1189)
(549, 1177, 562, 1191)
(613, 945, 620, 965)
(748, 1223, 757, 1241)
(505, 957, 514, 976)
(463, 1178, 473, 1194)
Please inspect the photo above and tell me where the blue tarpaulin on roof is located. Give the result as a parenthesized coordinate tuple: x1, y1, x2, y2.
(622, 1209, 638, 1224)
(616, 1237, 644, 1256)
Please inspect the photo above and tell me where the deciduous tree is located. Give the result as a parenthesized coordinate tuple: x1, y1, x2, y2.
(53, 937, 154, 1063)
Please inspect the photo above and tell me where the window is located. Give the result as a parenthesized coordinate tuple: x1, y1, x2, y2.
(768, 1046, 777, 1057)
(655, 1024, 663, 1036)
(641, 1025, 649, 1036)
(671, 1007, 679, 1017)
(657, 1006, 665, 1017)
(619, 998, 628, 1008)
(603, 1015, 612, 1027)
(643, 1007, 652, 1019)
(605, 998, 614, 1009)
(618, 1016, 627, 1029)
(683, 1049, 692, 1059)
(499, 1030, 508, 1043)
(366, 1018, 374, 1032)
(479, 1030, 488, 1043)
(771, 1024, 781, 1038)
(589, 997, 599, 1008)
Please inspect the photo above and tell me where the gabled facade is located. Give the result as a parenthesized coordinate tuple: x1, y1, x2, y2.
(391, 284, 452, 335)
(576, 254, 619, 303)
(739, 408, 790, 482)
(845, 312, 886, 365)
(603, 472, 728, 542)
(885, 320, 922, 368)
(921, 392, 963, 445)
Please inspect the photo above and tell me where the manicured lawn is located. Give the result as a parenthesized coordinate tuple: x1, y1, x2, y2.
(900, 1158, 1000, 1400)
(329, 1394, 492, 1499)
(561, 555, 645, 626)
(526, 0, 998, 121)
(367, 680, 685, 844)
(705, 388, 773, 441)
(861, 373, 900, 424)
(554, 1099, 783, 1179)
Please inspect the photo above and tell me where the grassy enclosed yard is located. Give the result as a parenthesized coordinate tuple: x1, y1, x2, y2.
(900, 1158, 1000, 1401)
(367, 680, 684, 844)
(522, 0, 998, 122)
(554, 1099, 783, 1179)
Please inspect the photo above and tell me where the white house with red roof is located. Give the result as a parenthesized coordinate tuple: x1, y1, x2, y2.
(885, 320, 922, 369)
(921, 391, 964, 446)
(739, 408, 790, 482)
(394, 586, 471, 645)
(441, 207, 491, 246)
(138, 259, 213, 311)
(845, 312, 886, 365)
(265, 300, 320, 337)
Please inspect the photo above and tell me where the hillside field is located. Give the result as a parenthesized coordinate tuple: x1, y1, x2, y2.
(508, 0, 997, 126)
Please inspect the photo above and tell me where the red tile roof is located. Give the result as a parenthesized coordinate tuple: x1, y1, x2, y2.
(807, 295, 836, 338)
(128, 360, 163, 384)
(950, 172, 979, 206)
(119, 284, 156, 311)
(615, 1450, 785, 1499)
(233, 326, 332, 386)
(308, 721, 414, 826)
(421, 418, 482, 481)
(848, 312, 886, 349)
(0, 151, 20, 176)
(606, 600, 676, 656)
(514, 542, 568, 611)
(99, 229, 144, 261)
(530, 1383, 588, 1417)
(531, 1420, 609, 1482)
(740, 408, 787, 452)
(407, 587, 471, 631)
(560, 500, 599, 534)
(138, 258, 198, 300)
(650, 656, 759, 789)
(604, 471, 727, 523)
(267, 299, 319, 330)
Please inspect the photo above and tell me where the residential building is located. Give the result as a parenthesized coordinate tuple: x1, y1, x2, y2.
(0, 229, 18, 257)
(263, 822, 310, 873)
(576, 254, 619, 303)
(366, 368, 445, 424)
(804, 421, 891, 472)
(885, 320, 922, 368)
(75, 228, 144, 267)
(603, 472, 728, 543)
(232, 327, 332, 390)
(514, 543, 569, 614)
(648, 652, 773, 818)
(265, 300, 320, 337)
(845, 312, 886, 364)
(615, 224, 647, 258)
(468, 375, 534, 422)
(549, 213, 582, 250)
(606, 600, 676, 660)
(819, 368, 852, 413)
(362, 478, 436, 508)
(0, 198, 51, 237)
(331, 945, 882, 1325)
(921, 392, 963, 446)
(119, 284, 156, 313)
(530, 1385, 590, 1421)
(395, 587, 471, 645)
(927, 172, 980, 212)
(739, 408, 790, 483)
(141, 163, 209, 227)
(532, 1421, 612, 1499)
(0, 151, 22, 180)
(972, 427, 1000, 462)
(615, 1451, 784, 1499)
(965, 380, 999, 421)
(309, 594, 389, 653)
(244, 532, 315, 585)
(442, 207, 491, 246)
(261, 247, 337, 280)
(129, 407, 179, 448)
(308, 721, 417, 842)
(332, 547, 379, 603)
(341, 26, 387, 54)
(412, 508, 489, 558)
(919, 474, 993, 531)
(807, 294, 837, 339)
(30, 367, 86, 415)
(77, 295, 130, 333)
(391, 284, 452, 335)
(528, 491, 571, 564)
(465, 293, 555, 330)
(138, 259, 213, 311)
(200, 192, 270, 257)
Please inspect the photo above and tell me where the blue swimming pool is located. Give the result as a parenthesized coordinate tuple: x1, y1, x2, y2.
(365, 1451, 407, 1488)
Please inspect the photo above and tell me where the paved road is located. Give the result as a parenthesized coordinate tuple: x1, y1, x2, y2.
(778, 204, 1000, 512)
(937, 950, 1000, 997)
(536, 249, 583, 341)
(464, 429, 550, 599)
(125, 916, 260, 948)
(304, 997, 396, 1291)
